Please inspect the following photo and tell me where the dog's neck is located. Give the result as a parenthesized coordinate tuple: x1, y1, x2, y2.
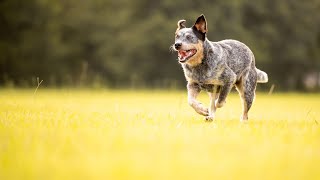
(203, 39, 215, 61)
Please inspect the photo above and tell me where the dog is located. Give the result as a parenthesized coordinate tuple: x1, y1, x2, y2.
(172, 14, 268, 121)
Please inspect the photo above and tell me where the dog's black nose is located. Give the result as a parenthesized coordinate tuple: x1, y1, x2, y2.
(174, 43, 182, 49)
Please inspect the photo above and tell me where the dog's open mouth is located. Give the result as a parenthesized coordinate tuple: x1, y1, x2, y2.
(178, 49, 197, 63)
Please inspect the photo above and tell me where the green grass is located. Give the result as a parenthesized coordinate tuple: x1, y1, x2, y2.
(0, 89, 320, 179)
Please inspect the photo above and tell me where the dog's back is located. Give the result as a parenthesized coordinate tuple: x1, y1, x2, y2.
(209, 39, 267, 83)
(216, 40, 253, 77)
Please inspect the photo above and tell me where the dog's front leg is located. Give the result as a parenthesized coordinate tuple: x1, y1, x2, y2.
(206, 86, 219, 121)
(187, 83, 209, 116)
(215, 68, 236, 108)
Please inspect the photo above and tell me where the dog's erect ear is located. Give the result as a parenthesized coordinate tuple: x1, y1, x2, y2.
(176, 19, 186, 32)
(193, 14, 207, 33)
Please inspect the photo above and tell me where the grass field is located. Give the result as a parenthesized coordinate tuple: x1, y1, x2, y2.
(0, 89, 320, 179)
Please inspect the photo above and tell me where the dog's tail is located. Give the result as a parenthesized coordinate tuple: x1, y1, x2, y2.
(256, 68, 268, 83)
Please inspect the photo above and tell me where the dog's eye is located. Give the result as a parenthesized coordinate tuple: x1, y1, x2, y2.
(186, 35, 192, 39)
(176, 35, 180, 38)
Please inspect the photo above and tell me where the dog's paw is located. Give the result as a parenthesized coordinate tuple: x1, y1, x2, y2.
(215, 99, 225, 108)
(194, 103, 209, 116)
(205, 116, 214, 121)
(199, 108, 209, 116)
(240, 114, 248, 122)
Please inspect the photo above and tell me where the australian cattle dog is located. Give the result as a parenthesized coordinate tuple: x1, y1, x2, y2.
(172, 14, 268, 121)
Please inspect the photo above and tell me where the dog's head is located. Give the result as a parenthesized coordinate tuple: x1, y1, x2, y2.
(173, 14, 207, 66)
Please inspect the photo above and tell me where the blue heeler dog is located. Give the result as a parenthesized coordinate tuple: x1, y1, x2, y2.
(172, 14, 268, 121)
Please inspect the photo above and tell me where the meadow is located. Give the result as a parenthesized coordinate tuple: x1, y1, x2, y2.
(0, 89, 319, 179)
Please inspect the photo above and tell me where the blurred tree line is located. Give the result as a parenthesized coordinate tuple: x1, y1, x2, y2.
(0, 0, 319, 91)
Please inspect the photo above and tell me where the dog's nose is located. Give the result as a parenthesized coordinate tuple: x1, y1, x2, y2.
(174, 43, 182, 49)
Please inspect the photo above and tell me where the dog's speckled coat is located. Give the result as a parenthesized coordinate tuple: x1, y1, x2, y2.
(173, 15, 268, 121)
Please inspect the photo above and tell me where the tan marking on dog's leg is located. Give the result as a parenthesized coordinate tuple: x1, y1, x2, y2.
(187, 84, 208, 116)
(206, 86, 219, 121)
(240, 68, 258, 121)
(235, 77, 248, 121)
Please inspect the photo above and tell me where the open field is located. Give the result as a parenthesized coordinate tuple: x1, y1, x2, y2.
(0, 89, 320, 179)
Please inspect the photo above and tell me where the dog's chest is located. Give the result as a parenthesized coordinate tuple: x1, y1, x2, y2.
(182, 63, 221, 85)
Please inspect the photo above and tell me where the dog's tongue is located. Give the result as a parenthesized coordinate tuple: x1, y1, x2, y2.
(179, 51, 187, 58)
(178, 50, 195, 61)
(179, 50, 191, 60)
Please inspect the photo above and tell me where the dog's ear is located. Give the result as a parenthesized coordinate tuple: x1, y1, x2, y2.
(193, 14, 207, 33)
(176, 19, 186, 32)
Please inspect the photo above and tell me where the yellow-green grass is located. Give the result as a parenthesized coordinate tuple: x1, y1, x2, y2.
(0, 89, 320, 180)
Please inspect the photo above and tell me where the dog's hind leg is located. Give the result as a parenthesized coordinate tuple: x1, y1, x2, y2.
(236, 68, 257, 121)
(187, 83, 209, 116)
(215, 67, 236, 108)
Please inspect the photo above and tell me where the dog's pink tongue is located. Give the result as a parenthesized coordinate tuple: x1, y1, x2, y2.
(179, 51, 187, 58)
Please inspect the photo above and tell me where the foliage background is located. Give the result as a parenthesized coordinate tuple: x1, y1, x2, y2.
(0, 0, 320, 91)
